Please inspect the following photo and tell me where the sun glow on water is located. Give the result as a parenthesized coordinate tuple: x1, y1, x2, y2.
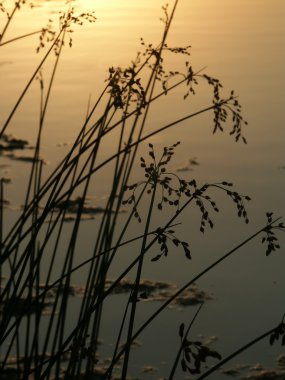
(1, 1, 285, 379)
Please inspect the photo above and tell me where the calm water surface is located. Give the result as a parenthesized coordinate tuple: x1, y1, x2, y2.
(1, 1, 285, 379)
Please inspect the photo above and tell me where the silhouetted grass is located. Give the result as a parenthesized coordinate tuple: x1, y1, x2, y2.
(0, 1, 284, 379)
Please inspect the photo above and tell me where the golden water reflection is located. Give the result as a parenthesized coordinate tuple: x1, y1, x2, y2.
(1, 1, 285, 378)
(1, 0, 284, 200)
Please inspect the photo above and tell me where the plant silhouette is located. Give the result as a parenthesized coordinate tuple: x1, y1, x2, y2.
(0, 1, 284, 379)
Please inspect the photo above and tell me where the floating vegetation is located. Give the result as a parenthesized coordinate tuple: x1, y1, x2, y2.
(56, 141, 71, 147)
(142, 365, 158, 373)
(0, 198, 10, 207)
(277, 354, 285, 368)
(220, 357, 285, 379)
(176, 157, 200, 172)
(105, 278, 174, 295)
(0, 297, 53, 316)
(0, 133, 30, 151)
(198, 334, 219, 346)
(3, 152, 46, 163)
(0, 60, 13, 66)
(0, 177, 11, 184)
(37, 279, 212, 311)
(38, 283, 76, 297)
(0, 134, 43, 163)
(49, 196, 127, 222)
(173, 283, 213, 306)
(221, 367, 241, 376)
(105, 278, 213, 307)
(242, 369, 285, 380)
(54, 197, 116, 215)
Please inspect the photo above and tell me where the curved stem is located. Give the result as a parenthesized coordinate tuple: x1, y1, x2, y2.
(169, 303, 204, 380)
(0, 30, 63, 137)
(121, 182, 157, 379)
(196, 327, 277, 380)
(103, 218, 281, 374)
(0, 30, 41, 46)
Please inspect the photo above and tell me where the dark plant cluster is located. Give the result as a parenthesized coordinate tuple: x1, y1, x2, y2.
(161, 60, 199, 100)
(59, 7, 97, 30)
(160, 3, 171, 26)
(58, 7, 97, 51)
(270, 318, 285, 346)
(203, 73, 248, 144)
(227, 94, 248, 144)
(36, 19, 56, 53)
(140, 38, 191, 60)
(123, 144, 251, 233)
(140, 36, 192, 89)
(211, 182, 251, 224)
(140, 38, 201, 107)
(140, 37, 167, 82)
(0, 1, 33, 44)
(0, 1, 8, 16)
(139, 2, 191, 81)
(0, 1, 96, 53)
(262, 212, 285, 256)
(122, 142, 181, 222)
(151, 227, 191, 262)
(14, 0, 30, 8)
(107, 66, 146, 111)
(179, 323, 222, 375)
(170, 178, 250, 233)
(140, 33, 248, 146)
(0, 0, 31, 14)
(140, 26, 248, 148)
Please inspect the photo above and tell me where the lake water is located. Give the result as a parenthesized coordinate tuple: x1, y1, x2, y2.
(1, 1, 285, 379)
